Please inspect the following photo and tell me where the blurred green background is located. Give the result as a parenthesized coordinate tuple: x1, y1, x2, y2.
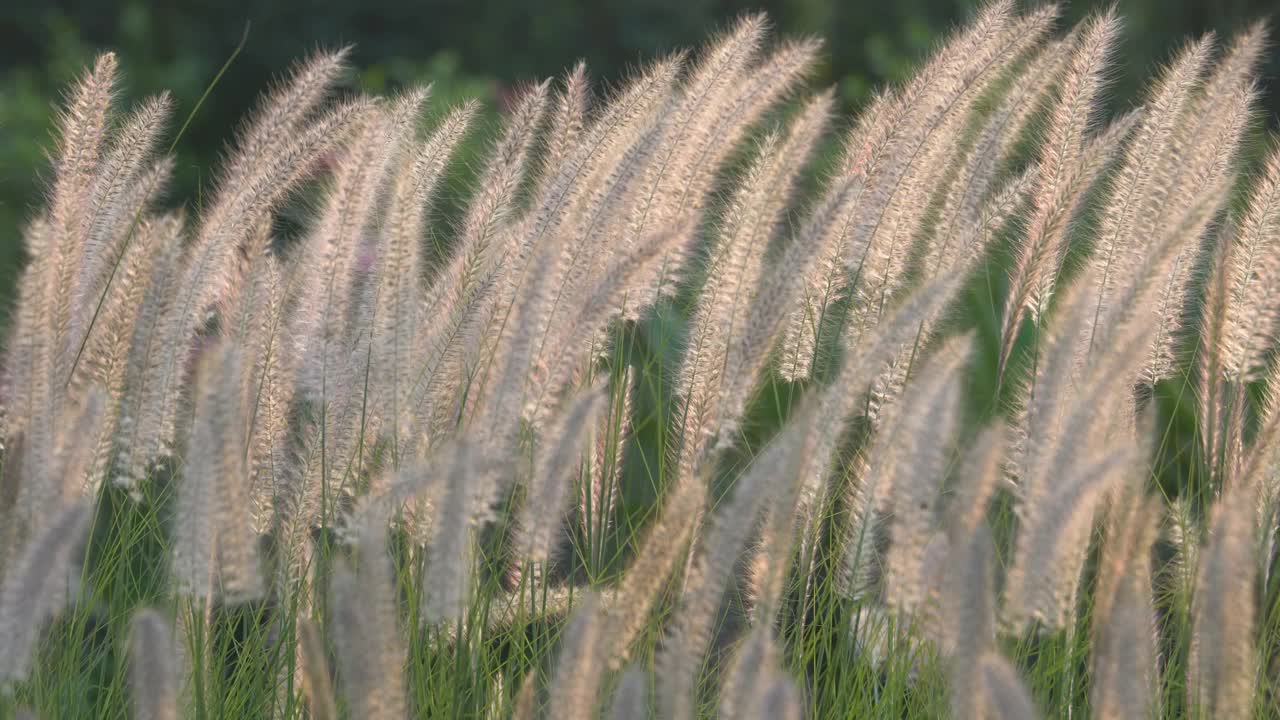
(1, 0, 1276, 303)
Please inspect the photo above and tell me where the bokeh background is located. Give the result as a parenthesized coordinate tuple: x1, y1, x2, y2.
(1, 0, 1277, 304)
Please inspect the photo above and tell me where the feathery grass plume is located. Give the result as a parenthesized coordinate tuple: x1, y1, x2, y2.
(747, 403, 824, 617)
(1188, 486, 1258, 719)
(940, 523, 998, 717)
(1219, 144, 1280, 381)
(297, 618, 339, 720)
(112, 212, 185, 488)
(1004, 264, 1166, 630)
(331, 526, 406, 720)
(1090, 491, 1159, 720)
(752, 277, 963, 599)
(608, 666, 649, 720)
(853, 3, 1050, 309)
(3, 385, 100, 592)
(1097, 167, 1231, 400)
(872, 159, 1044, 430)
(476, 55, 682, 378)
(791, 268, 971, 541)
(191, 86, 370, 334)
(709, 99, 841, 445)
(536, 62, 591, 194)
(1143, 38, 1264, 385)
(1195, 234, 1235, 484)
(228, 247, 294, 532)
(516, 383, 607, 563)
(341, 438, 489, 555)
(0, 500, 91, 684)
(417, 440, 481, 620)
(775, 89, 897, 382)
(220, 48, 353, 189)
(996, 8, 1120, 382)
(899, 425, 1005, 655)
(924, 42, 1067, 276)
(41, 52, 119, 392)
(975, 652, 1040, 720)
(623, 25, 819, 316)
(482, 220, 692, 450)
(128, 608, 178, 720)
(1242, 381, 1280, 515)
(75, 212, 181, 485)
(548, 478, 704, 716)
(495, 122, 672, 429)
(171, 341, 262, 602)
(1172, 23, 1266, 207)
(1, 53, 116, 485)
(452, 80, 551, 268)
(866, 336, 969, 613)
(1012, 202, 1183, 510)
(779, 0, 1040, 381)
(717, 623, 789, 719)
(1081, 35, 1213, 354)
(670, 35, 821, 216)
(128, 98, 370, 484)
(371, 100, 478, 454)
(421, 440, 509, 623)
(414, 80, 550, 424)
(12, 10, 1280, 717)
(580, 367, 633, 559)
(294, 91, 426, 402)
(1008, 279, 1095, 494)
(854, 5, 1056, 333)
(676, 90, 833, 467)
(621, 13, 766, 251)
(743, 675, 803, 720)
(446, 585, 577, 642)
(604, 477, 705, 665)
(946, 424, 1007, 532)
(1158, 496, 1202, 608)
(657, 412, 805, 720)
(6, 383, 103, 559)
(547, 593, 606, 720)
(69, 93, 173, 349)
(197, 52, 361, 325)
(525, 52, 680, 249)
(1096, 153, 1237, 428)
(512, 670, 538, 720)
(277, 97, 427, 552)
(1004, 431, 1143, 631)
(2, 218, 52, 442)
(504, 107, 673, 414)
(286, 95, 431, 546)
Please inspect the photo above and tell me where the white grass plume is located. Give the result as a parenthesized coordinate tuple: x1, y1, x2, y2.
(127, 608, 179, 720)
(0, 500, 92, 684)
(1083, 36, 1214, 379)
(872, 336, 970, 614)
(997, 9, 1121, 382)
(171, 341, 262, 602)
(331, 526, 406, 720)
(1091, 492, 1159, 720)
(516, 383, 607, 563)
(297, 617, 338, 720)
(677, 90, 833, 468)
(657, 416, 803, 719)
(1188, 486, 1258, 719)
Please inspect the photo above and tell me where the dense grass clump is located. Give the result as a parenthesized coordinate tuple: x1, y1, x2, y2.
(1, 2, 1279, 717)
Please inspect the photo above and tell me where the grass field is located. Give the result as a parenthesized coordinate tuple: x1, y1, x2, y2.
(0, 2, 1278, 718)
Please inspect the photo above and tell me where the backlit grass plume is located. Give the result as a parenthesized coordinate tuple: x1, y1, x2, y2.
(1, 3, 1278, 718)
